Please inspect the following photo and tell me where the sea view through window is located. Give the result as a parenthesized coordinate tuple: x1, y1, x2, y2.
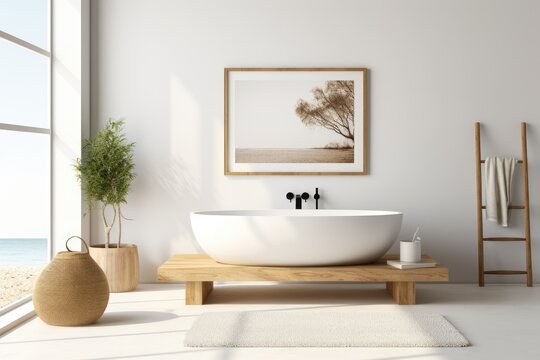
(0, 0, 51, 310)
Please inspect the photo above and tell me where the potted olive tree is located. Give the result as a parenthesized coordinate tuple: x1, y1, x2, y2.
(75, 119, 138, 292)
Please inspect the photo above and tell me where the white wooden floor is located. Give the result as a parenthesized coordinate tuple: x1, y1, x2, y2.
(1, 283, 539, 359)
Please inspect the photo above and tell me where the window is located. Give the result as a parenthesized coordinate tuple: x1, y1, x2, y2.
(0, 0, 51, 311)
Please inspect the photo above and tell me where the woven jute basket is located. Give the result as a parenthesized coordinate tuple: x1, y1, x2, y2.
(33, 236, 110, 326)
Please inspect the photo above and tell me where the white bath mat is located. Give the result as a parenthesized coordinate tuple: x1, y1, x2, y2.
(185, 311, 469, 347)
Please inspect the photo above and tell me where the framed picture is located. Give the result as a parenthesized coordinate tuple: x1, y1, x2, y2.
(224, 68, 367, 175)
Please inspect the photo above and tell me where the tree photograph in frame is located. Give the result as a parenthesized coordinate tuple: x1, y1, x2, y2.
(225, 68, 367, 175)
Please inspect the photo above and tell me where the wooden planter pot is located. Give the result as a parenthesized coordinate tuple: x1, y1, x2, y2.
(89, 244, 139, 292)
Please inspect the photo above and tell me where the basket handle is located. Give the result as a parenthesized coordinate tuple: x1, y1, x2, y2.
(65, 236, 90, 253)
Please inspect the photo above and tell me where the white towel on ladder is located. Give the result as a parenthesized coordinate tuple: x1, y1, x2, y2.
(485, 157, 517, 227)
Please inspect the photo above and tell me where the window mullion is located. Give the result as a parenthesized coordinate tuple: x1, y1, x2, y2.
(0, 123, 51, 134)
(0, 30, 50, 58)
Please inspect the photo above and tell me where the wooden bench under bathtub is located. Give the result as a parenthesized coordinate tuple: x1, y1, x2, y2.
(157, 254, 448, 305)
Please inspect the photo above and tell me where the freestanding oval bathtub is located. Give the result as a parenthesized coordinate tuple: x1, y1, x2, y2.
(190, 210, 403, 266)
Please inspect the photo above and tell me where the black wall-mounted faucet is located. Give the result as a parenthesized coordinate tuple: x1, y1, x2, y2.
(286, 192, 309, 209)
(314, 188, 320, 209)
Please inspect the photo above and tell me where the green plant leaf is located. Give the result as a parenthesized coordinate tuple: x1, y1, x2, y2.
(74, 118, 136, 211)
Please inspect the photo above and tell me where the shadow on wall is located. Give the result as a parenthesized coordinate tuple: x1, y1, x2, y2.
(121, 73, 221, 282)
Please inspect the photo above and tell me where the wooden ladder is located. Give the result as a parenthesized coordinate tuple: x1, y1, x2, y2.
(475, 122, 533, 287)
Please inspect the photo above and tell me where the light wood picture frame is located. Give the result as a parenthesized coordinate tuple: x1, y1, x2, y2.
(224, 68, 367, 175)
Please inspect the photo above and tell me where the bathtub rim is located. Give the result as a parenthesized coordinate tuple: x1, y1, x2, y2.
(191, 209, 403, 217)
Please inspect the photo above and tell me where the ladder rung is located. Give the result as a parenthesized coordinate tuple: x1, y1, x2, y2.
(483, 237, 526, 242)
(481, 205, 525, 209)
(484, 270, 527, 275)
(480, 160, 523, 164)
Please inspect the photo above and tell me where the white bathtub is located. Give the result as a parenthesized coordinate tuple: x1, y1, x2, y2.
(190, 210, 403, 266)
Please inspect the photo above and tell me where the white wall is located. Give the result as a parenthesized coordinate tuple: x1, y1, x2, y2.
(91, 0, 540, 283)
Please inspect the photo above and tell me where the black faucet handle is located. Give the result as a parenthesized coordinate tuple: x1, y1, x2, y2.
(314, 187, 320, 200)
(301, 192, 310, 202)
(286, 192, 294, 202)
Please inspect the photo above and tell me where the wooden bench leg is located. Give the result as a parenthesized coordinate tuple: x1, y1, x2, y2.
(386, 281, 416, 305)
(186, 281, 213, 305)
